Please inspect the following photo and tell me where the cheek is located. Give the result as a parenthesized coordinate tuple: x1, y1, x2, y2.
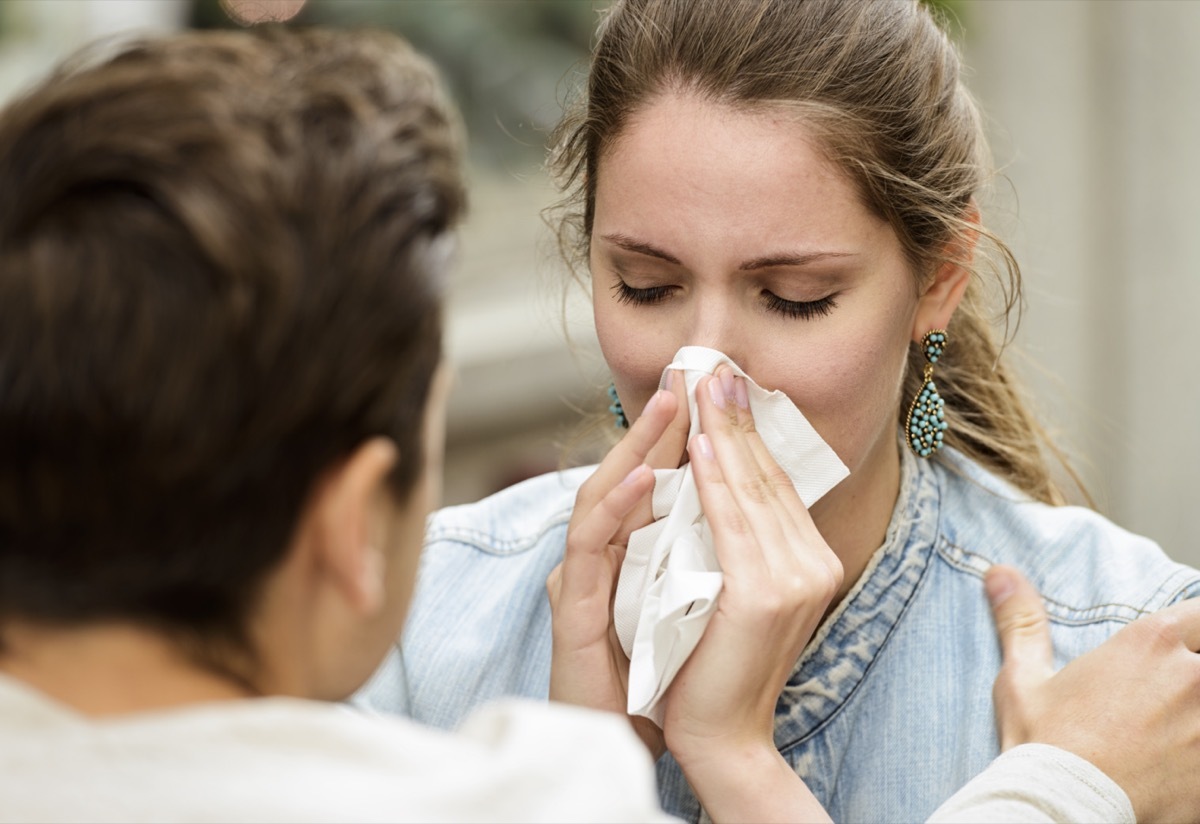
(594, 300, 679, 418)
(756, 324, 910, 466)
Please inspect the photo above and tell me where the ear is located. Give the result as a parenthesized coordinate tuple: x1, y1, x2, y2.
(911, 203, 979, 341)
(306, 438, 399, 616)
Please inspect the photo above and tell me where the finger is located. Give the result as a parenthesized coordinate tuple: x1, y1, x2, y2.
(986, 564, 1055, 688)
(575, 389, 676, 513)
(614, 370, 690, 546)
(561, 463, 654, 591)
(1135, 596, 1200, 652)
(644, 367, 691, 472)
(545, 562, 563, 606)
(694, 373, 792, 562)
(727, 374, 823, 547)
(687, 431, 769, 582)
(700, 376, 842, 604)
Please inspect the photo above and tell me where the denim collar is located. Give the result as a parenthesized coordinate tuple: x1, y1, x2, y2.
(773, 444, 941, 750)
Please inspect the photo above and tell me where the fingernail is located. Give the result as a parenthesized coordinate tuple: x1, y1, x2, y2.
(719, 367, 735, 400)
(707, 377, 726, 409)
(621, 464, 647, 487)
(985, 568, 1015, 607)
(694, 433, 714, 460)
(734, 376, 749, 409)
(643, 390, 662, 416)
(663, 370, 675, 392)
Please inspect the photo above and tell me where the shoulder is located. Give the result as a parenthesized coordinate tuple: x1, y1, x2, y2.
(413, 464, 593, 599)
(411, 465, 594, 606)
(0, 696, 671, 823)
(309, 699, 672, 822)
(929, 449, 1200, 619)
(425, 465, 592, 557)
(362, 467, 595, 726)
(451, 700, 676, 824)
(430, 700, 675, 822)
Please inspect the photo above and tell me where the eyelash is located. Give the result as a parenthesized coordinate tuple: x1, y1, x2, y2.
(612, 278, 837, 321)
(762, 292, 838, 321)
(611, 280, 673, 306)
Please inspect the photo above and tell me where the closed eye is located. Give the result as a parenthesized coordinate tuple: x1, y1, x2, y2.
(762, 292, 837, 320)
(611, 279, 674, 306)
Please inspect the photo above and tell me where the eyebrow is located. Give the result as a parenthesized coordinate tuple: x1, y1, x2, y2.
(739, 251, 857, 271)
(599, 233, 856, 270)
(599, 233, 682, 265)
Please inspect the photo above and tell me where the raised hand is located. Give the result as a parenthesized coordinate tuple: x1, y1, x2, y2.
(662, 367, 842, 823)
(986, 564, 1200, 823)
(547, 382, 685, 756)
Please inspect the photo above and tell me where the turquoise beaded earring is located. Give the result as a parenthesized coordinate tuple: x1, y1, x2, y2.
(607, 382, 629, 429)
(905, 329, 948, 458)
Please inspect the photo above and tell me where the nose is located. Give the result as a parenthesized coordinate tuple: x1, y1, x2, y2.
(686, 293, 746, 367)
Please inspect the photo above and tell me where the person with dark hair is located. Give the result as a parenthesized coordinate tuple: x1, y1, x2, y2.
(0, 26, 671, 822)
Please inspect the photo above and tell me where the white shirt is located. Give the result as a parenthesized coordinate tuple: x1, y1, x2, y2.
(930, 743, 1134, 824)
(0, 674, 673, 823)
(0, 673, 1131, 823)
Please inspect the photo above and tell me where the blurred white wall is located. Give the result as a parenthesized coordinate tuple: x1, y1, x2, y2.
(0, 0, 187, 101)
(965, 0, 1200, 568)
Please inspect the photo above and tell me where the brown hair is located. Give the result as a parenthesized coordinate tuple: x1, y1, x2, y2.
(0, 28, 464, 653)
(550, 0, 1081, 505)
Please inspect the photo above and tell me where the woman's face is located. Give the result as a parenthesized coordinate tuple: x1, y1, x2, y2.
(590, 92, 926, 479)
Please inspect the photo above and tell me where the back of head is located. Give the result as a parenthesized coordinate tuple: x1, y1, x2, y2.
(553, 0, 1076, 503)
(0, 28, 464, 652)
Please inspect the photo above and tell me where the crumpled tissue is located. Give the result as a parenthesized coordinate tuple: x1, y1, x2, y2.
(612, 346, 849, 724)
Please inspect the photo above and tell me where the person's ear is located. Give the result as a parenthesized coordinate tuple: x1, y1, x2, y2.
(911, 203, 979, 340)
(307, 438, 399, 616)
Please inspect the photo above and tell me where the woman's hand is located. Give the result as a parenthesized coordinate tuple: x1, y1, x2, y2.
(547, 377, 688, 757)
(662, 368, 843, 824)
(986, 564, 1200, 823)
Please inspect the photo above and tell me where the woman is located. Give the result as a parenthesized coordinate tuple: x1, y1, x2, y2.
(360, 0, 1200, 821)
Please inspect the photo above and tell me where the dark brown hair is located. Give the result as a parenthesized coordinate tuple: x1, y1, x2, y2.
(550, 0, 1081, 504)
(0, 28, 464, 651)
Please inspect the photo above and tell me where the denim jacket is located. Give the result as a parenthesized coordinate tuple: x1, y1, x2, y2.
(357, 446, 1200, 823)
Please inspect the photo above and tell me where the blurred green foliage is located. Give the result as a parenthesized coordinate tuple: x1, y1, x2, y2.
(922, 0, 970, 42)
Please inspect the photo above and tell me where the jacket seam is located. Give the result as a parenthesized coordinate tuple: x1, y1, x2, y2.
(1160, 568, 1200, 605)
(425, 508, 574, 557)
(936, 539, 1151, 625)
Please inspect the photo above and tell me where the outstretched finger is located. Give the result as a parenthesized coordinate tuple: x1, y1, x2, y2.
(575, 389, 676, 514)
(687, 432, 769, 582)
(694, 373, 792, 564)
(645, 368, 691, 472)
(562, 463, 654, 589)
(725, 374, 825, 550)
(1135, 595, 1200, 653)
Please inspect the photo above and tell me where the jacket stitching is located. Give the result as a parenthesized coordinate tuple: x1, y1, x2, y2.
(936, 539, 1153, 624)
(425, 509, 574, 556)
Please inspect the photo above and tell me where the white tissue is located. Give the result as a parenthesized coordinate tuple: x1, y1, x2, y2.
(612, 346, 849, 724)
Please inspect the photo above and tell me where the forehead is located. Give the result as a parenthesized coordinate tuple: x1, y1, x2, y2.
(594, 91, 886, 257)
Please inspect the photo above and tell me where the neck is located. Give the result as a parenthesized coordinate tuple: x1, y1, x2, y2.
(809, 432, 903, 607)
(0, 622, 255, 717)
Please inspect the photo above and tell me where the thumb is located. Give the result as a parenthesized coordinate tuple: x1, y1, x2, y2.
(986, 564, 1055, 750)
(986, 564, 1054, 685)
(545, 562, 563, 608)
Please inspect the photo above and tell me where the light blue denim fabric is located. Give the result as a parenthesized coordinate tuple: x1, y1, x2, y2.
(356, 446, 1200, 823)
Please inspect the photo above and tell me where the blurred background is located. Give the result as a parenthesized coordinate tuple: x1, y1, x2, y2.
(0, 0, 1195, 569)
